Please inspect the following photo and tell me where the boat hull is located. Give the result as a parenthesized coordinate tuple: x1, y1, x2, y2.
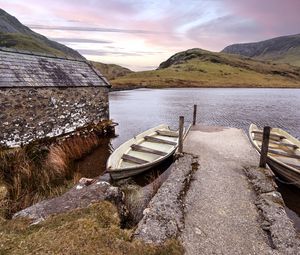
(249, 124, 300, 188)
(107, 124, 182, 180)
(109, 153, 173, 180)
(267, 158, 300, 188)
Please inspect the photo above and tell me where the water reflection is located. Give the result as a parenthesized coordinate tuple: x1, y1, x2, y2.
(277, 180, 300, 230)
(110, 88, 300, 149)
(73, 137, 113, 178)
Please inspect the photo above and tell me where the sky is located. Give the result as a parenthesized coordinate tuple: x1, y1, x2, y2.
(1, 0, 300, 71)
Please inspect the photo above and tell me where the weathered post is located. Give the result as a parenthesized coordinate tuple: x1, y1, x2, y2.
(178, 116, 184, 153)
(259, 126, 271, 168)
(193, 104, 197, 126)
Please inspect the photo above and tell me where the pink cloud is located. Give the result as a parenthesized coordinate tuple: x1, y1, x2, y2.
(1, 0, 300, 70)
(225, 0, 300, 38)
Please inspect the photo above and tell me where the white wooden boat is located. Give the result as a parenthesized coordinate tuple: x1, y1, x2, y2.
(249, 124, 300, 188)
(107, 124, 185, 180)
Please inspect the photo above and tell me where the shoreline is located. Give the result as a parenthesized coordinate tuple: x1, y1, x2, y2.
(109, 84, 300, 92)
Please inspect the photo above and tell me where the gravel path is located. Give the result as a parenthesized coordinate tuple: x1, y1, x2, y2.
(181, 125, 273, 255)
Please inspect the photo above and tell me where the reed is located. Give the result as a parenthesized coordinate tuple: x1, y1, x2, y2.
(0, 120, 114, 217)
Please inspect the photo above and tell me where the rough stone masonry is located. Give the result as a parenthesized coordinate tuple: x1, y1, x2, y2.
(0, 47, 110, 147)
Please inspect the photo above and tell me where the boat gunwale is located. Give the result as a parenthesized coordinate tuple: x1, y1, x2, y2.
(107, 124, 181, 173)
(107, 149, 176, 174)
(249, 124, 300, 175)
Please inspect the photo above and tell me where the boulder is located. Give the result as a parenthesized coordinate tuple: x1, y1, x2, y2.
(13, 177, 127, 224)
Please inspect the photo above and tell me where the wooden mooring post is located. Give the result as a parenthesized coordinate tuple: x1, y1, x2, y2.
(259, 126, 271, 168)
(178, 116, 184, 153)
(193, 104, 197, 125)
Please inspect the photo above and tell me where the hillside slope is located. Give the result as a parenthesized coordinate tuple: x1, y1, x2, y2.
(0, 9, 133, 80)
(222, 34, 300, 67)
(90, 61, 133, 81)
(0, 8, 82, 58)
(112, 48, 300, 89)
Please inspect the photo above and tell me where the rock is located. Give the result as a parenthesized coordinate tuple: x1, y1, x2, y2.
(134, 154, 197, 244)
(244, 167, 278, 194)
(256, 191, 300, 254)
(78, 177, 95, 186)
(98, 173, 112, 183)
(245, 167, 300, 254)
(13, 178, 127, 224)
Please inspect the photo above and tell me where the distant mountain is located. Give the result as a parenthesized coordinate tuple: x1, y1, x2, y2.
(112, 48, 300, 89)
(222, 34, 300, 67)
(90, 61, 133, 81)
(0, 8, 83, 59)
(0, 8, 133, 80)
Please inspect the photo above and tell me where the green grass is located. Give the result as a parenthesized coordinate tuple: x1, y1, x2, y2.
(91, 61, 133, 81)
(0, 32, 68, 57)
(0, 201, 183, 255)
(257, 46, 300, 67)
(112, 50, 300, 89)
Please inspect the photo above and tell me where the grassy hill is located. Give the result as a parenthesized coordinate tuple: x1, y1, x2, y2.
(0, 9, 133, 80)
(0, 32, 70, 57)
(112, 48, 300, 89)
(0, 8, 82, 58)
(90, 61, 133, 81)
(1, 8, 300, 89)
(222, 34, 300, 67)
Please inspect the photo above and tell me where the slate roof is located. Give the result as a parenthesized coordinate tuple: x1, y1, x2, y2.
(0, 47, 110, 87)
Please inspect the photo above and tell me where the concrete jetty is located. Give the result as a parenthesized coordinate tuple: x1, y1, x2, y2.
(181, 125, 299, 255)
(135, 125, 299, 254)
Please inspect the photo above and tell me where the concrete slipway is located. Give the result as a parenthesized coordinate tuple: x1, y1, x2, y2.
(135, 125, 300, 254)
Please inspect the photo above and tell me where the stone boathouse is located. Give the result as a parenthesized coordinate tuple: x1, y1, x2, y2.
(0, 47, 111, 147)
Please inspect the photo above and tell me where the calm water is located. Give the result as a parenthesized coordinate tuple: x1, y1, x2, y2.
(109, 88, 300, 148)
(109, 88, 300, 230)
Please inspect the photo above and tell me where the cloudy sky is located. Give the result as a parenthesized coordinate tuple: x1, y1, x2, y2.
(1, 0, 300, 70)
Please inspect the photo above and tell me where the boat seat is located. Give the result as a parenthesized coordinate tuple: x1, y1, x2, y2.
(252, 130, 286, 140)
(144, 136, 177, 145)
(131, 144, 168, 156)
(254, 134, 281, 142)
(268, 149, 300, 160)
(156, 130, 179, 137)
(121, 154, 149, 164)
(254, 137, 299, 149)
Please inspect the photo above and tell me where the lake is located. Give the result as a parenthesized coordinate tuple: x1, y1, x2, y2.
(109, 88, 300, 230)
(110, 88, 300, 147)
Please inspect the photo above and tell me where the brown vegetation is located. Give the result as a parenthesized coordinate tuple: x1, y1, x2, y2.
(0, 121, 115, 217)
(0, 201, 183, 254)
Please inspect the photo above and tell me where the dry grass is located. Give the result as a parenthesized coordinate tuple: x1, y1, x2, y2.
(0, 121, 114, 217)
(46, 133, 100, 177)
(111, 49, 300, 89)
(0, 142, 80, 216)
(0, 185, 8, 219)
(91, 61, 133, 80)
(0, 201, 184, 255)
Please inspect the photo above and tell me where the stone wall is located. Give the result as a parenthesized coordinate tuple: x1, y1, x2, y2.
(0, 86, 109, 147)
